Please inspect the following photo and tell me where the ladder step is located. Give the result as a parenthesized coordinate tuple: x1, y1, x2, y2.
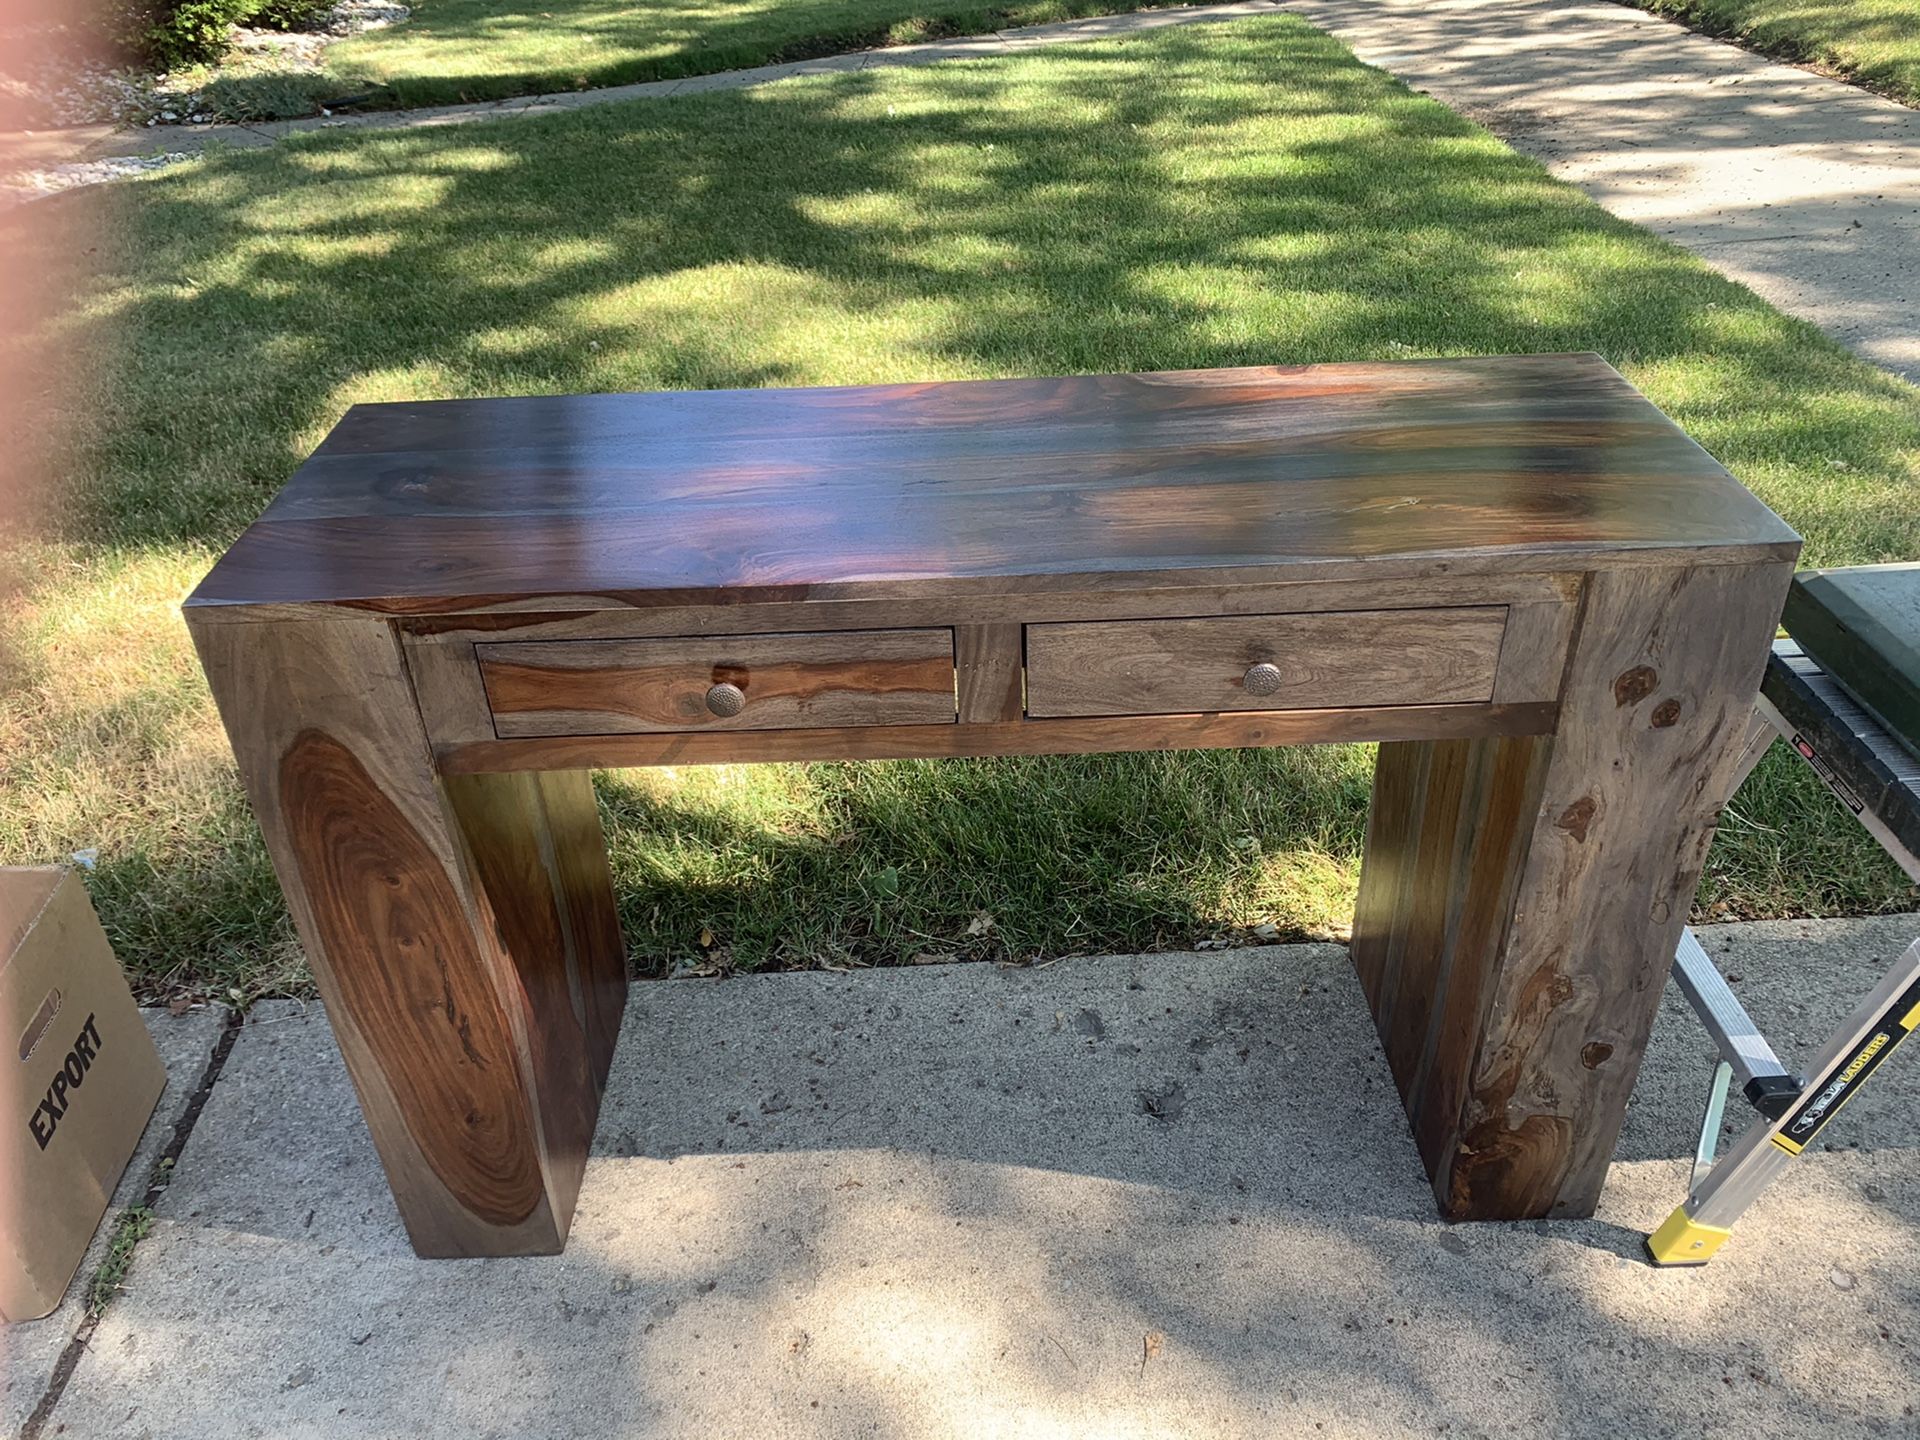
(1672, 928, 1792, 1087)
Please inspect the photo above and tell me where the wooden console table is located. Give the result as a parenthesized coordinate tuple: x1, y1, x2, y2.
(186, 354, 1798, 1258)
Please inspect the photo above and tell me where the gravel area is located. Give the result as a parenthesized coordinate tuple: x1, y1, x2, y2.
(15, 63, 163, 128)
(0, 151, 194, 210)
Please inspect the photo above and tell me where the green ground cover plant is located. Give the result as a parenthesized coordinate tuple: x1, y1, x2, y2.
(4, 15, 1915, 1000)
(1627, 0, 1918, 105)
(99, 0, 331, 68)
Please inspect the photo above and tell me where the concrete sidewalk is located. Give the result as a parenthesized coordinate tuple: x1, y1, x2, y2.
(8, 913, 1919, 1437)
(1285, 0, 1920, 384)
(0, 1006, 227, 1440)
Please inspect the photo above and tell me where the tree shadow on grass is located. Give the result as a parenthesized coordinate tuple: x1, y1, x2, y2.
(43, 18, 1918, 554)
(6, 14, 1915, 986)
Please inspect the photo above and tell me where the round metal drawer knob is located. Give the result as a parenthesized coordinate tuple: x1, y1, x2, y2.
(1242, 662, 1283, 697)
(705, 682, 747, 717)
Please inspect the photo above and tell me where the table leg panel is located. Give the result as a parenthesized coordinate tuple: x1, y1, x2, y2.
(1356, 562, 1794, 1220)
(444, 769, 627, 1232)
(1355, 735, 1546, 1183)
(192, 613, 618, 1256)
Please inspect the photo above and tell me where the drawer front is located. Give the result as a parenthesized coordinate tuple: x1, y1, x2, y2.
(478, 629, 956, 737)
(1025, 608, 1507, 718)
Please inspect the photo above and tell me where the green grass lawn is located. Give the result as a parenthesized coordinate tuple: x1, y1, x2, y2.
(195, 0, 1181, 117)
(6, 14, 1917, 1001)
(1625, 0, 1919, 105)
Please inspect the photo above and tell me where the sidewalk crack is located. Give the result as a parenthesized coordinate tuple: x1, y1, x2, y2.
(19, 1008, 245, 1440)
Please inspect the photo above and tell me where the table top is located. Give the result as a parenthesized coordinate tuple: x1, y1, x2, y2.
(187, 353, 1798, 616)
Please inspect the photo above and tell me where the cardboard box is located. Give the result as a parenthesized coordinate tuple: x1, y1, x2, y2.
(1, 867, 166, 1322)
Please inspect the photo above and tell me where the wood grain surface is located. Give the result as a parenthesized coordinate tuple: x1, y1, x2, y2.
(438, 701, 1563, 773)
(1351, 560, 1797, 1219)
(1352, 735, 1549, 1180)
(442, 768, 627, 1224)
(478, 629, 956, 736)
(189, 612, 625, 1255)
(186, 356, 1803, 1251)
(1025, 608, 1506, 717)
(186, 355, 1797, 616)
(955, 623, 1025, 723)
(397, 571, 1581, 639)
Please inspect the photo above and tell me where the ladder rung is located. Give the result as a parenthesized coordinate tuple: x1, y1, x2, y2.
(1672, 927, 1792, 1086)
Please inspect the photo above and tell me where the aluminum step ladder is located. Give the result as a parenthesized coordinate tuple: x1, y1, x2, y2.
(1648, 640, 1920, 1266)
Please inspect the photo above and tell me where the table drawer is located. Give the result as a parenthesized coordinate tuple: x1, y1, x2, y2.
(477, 629, 957, 737)
(1024, 608, 1507, 718)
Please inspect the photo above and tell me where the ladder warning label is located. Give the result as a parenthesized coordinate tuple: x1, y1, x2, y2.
(1791, 734, 1865, 815)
